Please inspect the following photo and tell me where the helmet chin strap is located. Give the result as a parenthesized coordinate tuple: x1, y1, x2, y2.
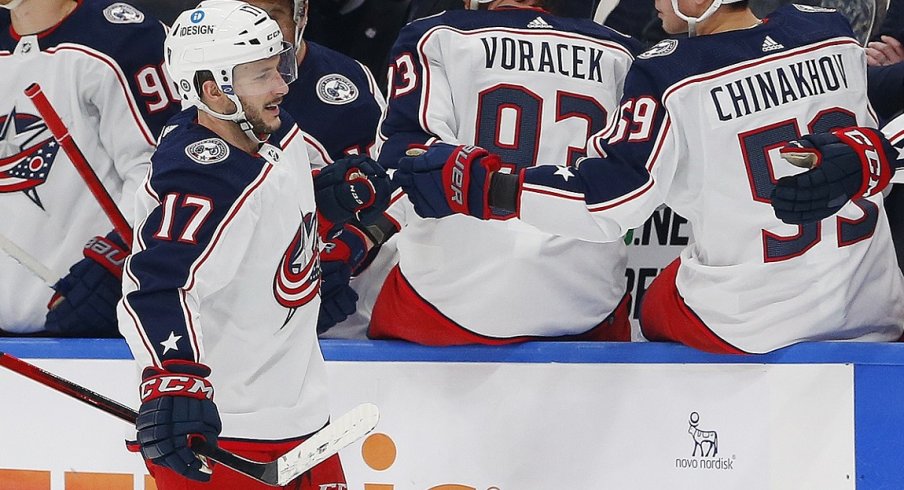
(197, 93, 268, 145)
(670, 0, 723, 37)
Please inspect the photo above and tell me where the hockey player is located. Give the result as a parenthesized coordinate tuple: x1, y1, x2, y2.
(0, 0, 179, 336)
(371, 0, 641, 345)
(247, 0, 394, 338)
(119, 2, 384, 487)
(394, 0, 904, 353)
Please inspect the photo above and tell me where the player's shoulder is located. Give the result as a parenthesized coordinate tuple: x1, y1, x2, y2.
(299, 41, 376, 103)
(630, 4, 859, 94)
(402, 8, 639, 54)
(46, 0, 166, 62)
(772, 4, 854, 32)
(152, 108, 266, 192)
(760, 4, 856, 44)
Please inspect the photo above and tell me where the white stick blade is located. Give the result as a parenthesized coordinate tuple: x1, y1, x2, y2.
(276, 402, 380, 486)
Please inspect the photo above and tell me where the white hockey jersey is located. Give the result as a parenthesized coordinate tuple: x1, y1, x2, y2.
(514, 6, 904, 353)
(119, 108, 329, 440)
(0, 1, 179, 332)
(281, 40, 391, 339)
(375, 7, 639, 339)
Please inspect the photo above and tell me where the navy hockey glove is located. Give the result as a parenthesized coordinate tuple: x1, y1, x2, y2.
(394, 143, 503, 220)
(44, 232, 128, 337)
(314, 155, 391, 227)
(771, 127, 897, 224)
(317, 226, 368, 333)
(137, 360, 221, 482)
(317, 261, 358, 334)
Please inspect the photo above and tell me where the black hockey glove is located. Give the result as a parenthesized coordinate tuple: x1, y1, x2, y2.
(44, 231, 128, 337)
(771, 127, 897, 225)
(317, 225, 368, 334)
(314, 155, 391, 227)
(137, 360, 221, 482)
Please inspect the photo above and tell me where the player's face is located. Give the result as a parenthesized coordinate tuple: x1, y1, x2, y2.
(233, 55, 291, 134)
(246, 0, 296, 48)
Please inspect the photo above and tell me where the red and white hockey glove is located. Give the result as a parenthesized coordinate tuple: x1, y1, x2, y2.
(772, 127, 898, 224)
(394, 143, 504, 220)
(137, 360, 222, 482)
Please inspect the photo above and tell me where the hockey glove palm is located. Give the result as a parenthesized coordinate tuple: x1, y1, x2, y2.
(137, 360, 221, 482)
(772, 127, 896, 224)
(394, 143, 502, 220)
(314, 155, 391, 227)
(44, 232, 128, 337)
(317, 226, 368, 334)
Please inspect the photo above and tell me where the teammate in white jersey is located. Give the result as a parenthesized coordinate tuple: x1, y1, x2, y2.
(395, 0, 904, 353)
(117, 2, 387, 487)
(0, 0, 179, 335)
(371, 0, 640, 345)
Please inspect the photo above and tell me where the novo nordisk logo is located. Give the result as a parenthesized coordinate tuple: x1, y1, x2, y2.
(674, 412, 736, 471)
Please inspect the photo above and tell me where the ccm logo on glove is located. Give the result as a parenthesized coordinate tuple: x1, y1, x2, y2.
(140, 374, 214, 402)
(839, 128, 884, 196)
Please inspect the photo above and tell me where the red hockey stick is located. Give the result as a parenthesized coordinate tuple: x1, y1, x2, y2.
(0, 351, 379, 486)
(24, 83, 133, 245)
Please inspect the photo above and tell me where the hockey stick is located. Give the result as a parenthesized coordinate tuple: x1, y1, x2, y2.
(0, 351, 379, 486)
(0, 232, 58, 287)
(24, 83, 132, 245)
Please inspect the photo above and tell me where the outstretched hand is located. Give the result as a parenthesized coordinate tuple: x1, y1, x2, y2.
(394, 143, 502, 220)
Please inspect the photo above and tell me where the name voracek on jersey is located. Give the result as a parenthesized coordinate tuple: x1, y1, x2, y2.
(481, 35, 614, 83)
(710, 53, 850, 121)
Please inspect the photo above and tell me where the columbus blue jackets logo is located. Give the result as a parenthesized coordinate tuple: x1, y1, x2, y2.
(0, 108, 61, 209)
(103, 3, 145, 24)
(185, 138, 230, 164)
(638, 39, 678, 60)
(274, 212, 320, 322)
(316, 74, 359, 105)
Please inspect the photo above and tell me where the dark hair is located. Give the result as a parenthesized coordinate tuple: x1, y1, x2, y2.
(193, 70, 216, 97)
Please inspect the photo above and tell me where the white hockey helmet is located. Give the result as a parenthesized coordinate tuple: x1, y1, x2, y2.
(166, 0, 297, 138)
(670, 0, 746, 36)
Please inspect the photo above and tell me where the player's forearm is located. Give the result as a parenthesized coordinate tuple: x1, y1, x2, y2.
(488, 158, 659, 243)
